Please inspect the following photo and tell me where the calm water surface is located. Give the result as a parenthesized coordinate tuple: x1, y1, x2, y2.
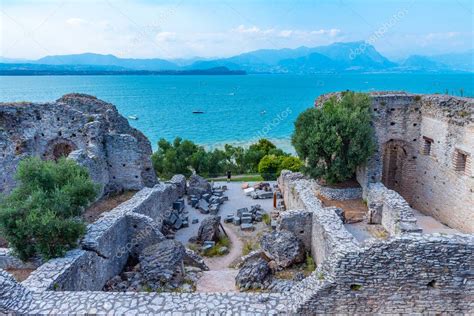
(1, 73, 472, 151)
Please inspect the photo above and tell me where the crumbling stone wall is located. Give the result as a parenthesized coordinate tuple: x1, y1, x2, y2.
(0, 94, 157, 197)
(289, 234, 473, 314)
(278, 171, 360, 266)
(0, 269, 32, 314)
(365, 182, 422, 235)
(22, 184, 177, 292)
(317, 92, 474, 233)
(318, 185, 362, 201)
(278, 209, 313, 250)
(280, 171, 473, 314)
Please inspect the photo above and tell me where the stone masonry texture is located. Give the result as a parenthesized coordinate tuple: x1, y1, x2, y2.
(0, 93, 157, 197)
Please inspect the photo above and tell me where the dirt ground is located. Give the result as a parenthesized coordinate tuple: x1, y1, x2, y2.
(84, 191, 137, 223)
(6, 268, 35, 282)
(318, 195, 368, 223)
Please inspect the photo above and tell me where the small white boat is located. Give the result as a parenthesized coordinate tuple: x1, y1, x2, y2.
(260, 110, 266, 115)
(128, 115, 139, 120)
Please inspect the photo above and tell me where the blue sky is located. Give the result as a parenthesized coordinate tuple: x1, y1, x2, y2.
(1, 0, 473, 60)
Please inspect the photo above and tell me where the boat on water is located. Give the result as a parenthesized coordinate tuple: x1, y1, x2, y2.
(128, 115, 139, 120)
(192, 110, 205, 114)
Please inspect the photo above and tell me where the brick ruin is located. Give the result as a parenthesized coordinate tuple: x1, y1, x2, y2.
(318, 91, 474, 233)
(0, 92, 473, 314)
(0, 93, 157, 197)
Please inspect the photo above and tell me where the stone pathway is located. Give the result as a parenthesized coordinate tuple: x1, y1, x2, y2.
(176, 181, 275, 293)
(195, 224, 243, 292)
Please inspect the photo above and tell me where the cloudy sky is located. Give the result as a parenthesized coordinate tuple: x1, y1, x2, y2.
(1, 0, 473, 60)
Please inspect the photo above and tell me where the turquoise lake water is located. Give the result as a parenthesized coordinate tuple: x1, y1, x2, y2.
(0, 73, 472, 151)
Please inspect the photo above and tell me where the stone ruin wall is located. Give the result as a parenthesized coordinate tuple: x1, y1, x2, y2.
(278, 170, 473, 314)
(317, 92, 474, 233)
(0, 93, 157, 197)
(22, 183, 178, 292)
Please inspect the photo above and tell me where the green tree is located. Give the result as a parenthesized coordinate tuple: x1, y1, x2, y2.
(292, 92, 374, 184)
(245, 139, 285, 172)
(0, 157, 98, 260)
(151, 137, 201, 178)
(258, 155, 283, 180)
(279, 156, 303, 173)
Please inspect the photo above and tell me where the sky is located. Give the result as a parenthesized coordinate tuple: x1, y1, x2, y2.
(1, 0, 473, 60)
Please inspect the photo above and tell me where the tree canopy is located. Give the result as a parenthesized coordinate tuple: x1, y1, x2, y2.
(292, 92, 374, 184)
(151, 137, 295, 179)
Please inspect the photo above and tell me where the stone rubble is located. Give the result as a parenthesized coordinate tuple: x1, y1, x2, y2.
(260, 231, 305, 269)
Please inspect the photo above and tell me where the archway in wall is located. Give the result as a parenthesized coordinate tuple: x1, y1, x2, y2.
(44, 138, 77, 161)
(381, 139, 417, 205)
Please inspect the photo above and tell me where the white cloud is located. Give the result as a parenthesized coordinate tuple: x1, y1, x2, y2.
(311, 28, 341, 37)
(66, 18, 89, 26)
(425, 32, 460, 40)
(278, 30, 293, 38)
(155, 31, 176, 42)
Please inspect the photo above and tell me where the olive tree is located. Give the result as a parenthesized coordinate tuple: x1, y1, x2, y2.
(292, 92, 374, 184)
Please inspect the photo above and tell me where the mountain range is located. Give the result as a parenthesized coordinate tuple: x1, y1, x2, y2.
(1, 41, 472, 74)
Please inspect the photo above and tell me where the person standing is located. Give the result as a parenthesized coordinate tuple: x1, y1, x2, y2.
(227, 170, 231, 182)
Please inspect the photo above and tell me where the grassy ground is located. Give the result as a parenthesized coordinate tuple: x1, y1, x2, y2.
(207, 174, 263, 182)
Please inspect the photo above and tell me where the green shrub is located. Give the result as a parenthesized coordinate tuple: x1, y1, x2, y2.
(257, 154, 282, 180)
(279, 156, 303, 173)
(292, 92, 375, 184)
(262, 213, 271, 225)
(0, 157, 99, 260)
(305, 253, 316, 272)
(242, 241, 259, 256)
(202, 236, 231, 257)
(258, 154, 303, 180)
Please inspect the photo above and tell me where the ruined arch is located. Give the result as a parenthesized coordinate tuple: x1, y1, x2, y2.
(44, 138, 77, 161)
(382, 139, 417, 205)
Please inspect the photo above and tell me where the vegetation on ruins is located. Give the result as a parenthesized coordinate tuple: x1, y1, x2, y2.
(292, 91, 375, 184)
(0, 157, 99, 261)
(151, 137, 302, 180)
(258, 155, 303, 180)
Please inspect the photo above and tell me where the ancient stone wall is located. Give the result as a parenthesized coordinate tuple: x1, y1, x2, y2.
(0, 248, 39, 270)
(0, 94, 157, 197)
(289, 234, 473, 314)
(22, 184, 177, 292)
(318, 186, 362, 201)
(278, 209, 313, 251)
(317, 92, 474, 233)
(366, 182, 422, 235)
(278, 171, 360, 266)
(279, 171, 473, 314)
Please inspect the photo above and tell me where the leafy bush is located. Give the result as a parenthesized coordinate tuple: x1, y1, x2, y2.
(258, 154, 303, 180)
(257, 155, 282, 180)
(292, 92, 374, 184)
(279, 156, 303, 173)
(0, 157, 99, 260)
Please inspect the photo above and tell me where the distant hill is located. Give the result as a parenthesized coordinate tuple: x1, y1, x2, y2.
(186, 41, 397, 73)
(0, 64, 244, 76)
(1, 42, 472, 74)
(36, 53, 179, 70)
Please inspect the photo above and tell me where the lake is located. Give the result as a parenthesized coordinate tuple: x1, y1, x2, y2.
(1, 73, 472, 152)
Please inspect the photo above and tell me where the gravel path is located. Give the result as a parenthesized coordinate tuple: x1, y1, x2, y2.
(195, 224, 243, 292)
(175, 181, 275, 293)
